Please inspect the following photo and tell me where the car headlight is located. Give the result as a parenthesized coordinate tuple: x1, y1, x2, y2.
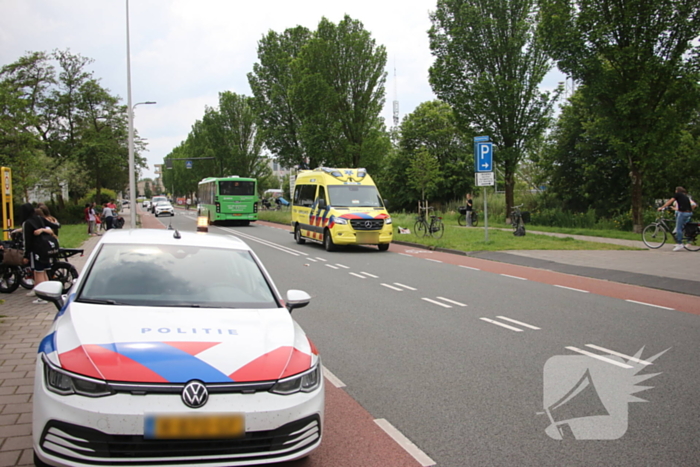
(333, 217, 348, 225)
(43, 355, 113, 397)
(385, 217, 392, 224)
(270, 364, 322, 395)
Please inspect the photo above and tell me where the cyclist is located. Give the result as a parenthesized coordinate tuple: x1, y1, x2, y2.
(658, 186, 695, 251)
(466, 193, 474, 226)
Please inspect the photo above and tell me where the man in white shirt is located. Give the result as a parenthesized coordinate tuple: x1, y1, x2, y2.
(102, 203, 115, 230)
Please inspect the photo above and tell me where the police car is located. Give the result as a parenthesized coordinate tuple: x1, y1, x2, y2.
(32, 229, 324, 467)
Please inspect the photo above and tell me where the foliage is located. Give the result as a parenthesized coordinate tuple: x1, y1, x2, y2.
(538, 0, 700, 231)
(429, 0, 559, 220)
(249, 16, 390, 172)
(406, 147, 441, 203)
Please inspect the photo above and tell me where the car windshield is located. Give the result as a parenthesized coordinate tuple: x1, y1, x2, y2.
(328, 185, 384, 208)
(78, 244, 278, 308)
(152, 197, 167, 203)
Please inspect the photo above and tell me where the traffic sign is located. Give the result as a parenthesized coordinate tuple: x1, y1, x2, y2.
(186, 160, 193, 169)
(474, 136, 490, 142)
(475, 142, 493, 172)
(476, 172, 494, 186)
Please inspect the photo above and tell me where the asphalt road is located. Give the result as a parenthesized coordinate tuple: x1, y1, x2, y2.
(160, 212, 700, 467)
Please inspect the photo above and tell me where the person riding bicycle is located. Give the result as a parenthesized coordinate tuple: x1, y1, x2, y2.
(658, 186, 695, 251)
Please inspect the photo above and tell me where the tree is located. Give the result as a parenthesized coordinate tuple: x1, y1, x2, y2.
(407, 147, 441, 207)
(429, 0, 559, 220)
(538, 0, 700, 232)
(249, 16, 390, 171)
(248, 26, 312, 169)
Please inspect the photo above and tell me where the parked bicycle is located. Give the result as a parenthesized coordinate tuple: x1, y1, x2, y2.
(415, 206, 445, 239)
(642, 208, 700, 250)
(511, 204, 526, 236)
(0, 230, 83, 293)
(457, 207, 478, 227)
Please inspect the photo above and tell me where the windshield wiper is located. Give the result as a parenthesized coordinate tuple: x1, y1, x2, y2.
(78, 298, 125, 305)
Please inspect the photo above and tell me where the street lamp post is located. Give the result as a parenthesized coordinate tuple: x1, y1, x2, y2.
(126, 0, 155, 228)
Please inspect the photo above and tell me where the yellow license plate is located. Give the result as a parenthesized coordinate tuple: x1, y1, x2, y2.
(145, 414, 245, 439)
(356, 232, 379, 243)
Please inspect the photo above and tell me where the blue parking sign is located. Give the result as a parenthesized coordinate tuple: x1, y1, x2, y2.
(186, 160, 193, 169)
(475, 142, 493, 172)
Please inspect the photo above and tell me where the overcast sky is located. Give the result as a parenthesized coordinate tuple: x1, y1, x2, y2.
(1, 0, 563, 179)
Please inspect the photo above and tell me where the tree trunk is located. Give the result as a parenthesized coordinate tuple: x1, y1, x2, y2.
(504, 169, 515, 224)
(630, 167, 643, 233)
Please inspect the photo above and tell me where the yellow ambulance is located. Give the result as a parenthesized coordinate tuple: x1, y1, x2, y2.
(291, 168, 393, 251)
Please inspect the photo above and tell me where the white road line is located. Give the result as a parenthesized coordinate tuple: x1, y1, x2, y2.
(459, 265, 480, 271)
(381, 283, 404, 291)
(480, 318, 523, 332)
(315, 257, 327, 262)
(421, 298, 452, 308)
(585, 344, 653, 365)
(221, 228, 304, 256)
(306, 258, 317, 262)
(374, 419, 436, 467)
(335, 264, 350, 269)
(350, 272, 366, 279)
(501, 274, 527, 280)
(565, 346, 634, 369)
(361, 272, 379, 278)
(437, 297, 467, 307)
(399, 253, 413, 257)
(554, 284, 589, 293)
(394, 283, 417, 291)
(496, 316, 540, 330)
(325, 264, 339, 270)
(625, 299, 674, 310)
(323, 367, 346, 388)
(425, 258, 443, 263)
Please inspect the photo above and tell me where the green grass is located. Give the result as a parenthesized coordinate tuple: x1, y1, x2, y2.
(485, 222, 642, 241)
(59, 224, 91, 248)
(259, 210, 640, 251)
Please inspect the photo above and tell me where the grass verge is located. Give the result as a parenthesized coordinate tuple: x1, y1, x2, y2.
(259, 210, 640, 251)
(59, 224, 91, 249)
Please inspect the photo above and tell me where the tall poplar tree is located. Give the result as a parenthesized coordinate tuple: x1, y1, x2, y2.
(429, 0, 558, 220)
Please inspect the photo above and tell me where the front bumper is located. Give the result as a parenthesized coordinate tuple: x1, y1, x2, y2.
(33, 359, 324, 467)
(331, 225, 393, 246)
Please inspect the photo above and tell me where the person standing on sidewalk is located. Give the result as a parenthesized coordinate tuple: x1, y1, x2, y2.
(101, 202, 115, 230)
(658, 186, 695, 251)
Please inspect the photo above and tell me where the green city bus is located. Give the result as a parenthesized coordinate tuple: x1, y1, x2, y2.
(198, 176, 258, 225)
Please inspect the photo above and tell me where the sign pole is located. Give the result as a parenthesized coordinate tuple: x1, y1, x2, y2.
(483, 187, 488, 242)
(474, 136, 492, 243)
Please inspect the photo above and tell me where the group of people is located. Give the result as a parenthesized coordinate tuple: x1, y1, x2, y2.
(15, 203, 61, 304)
(84, 201, 118, 235)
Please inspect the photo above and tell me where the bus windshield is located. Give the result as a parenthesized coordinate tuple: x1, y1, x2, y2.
(219, 181, 255, 196)
(328, 185, 384, 208)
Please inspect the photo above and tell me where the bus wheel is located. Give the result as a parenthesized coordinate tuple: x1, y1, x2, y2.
(323, 229, 336, 252)
(294, 224, 306, 244)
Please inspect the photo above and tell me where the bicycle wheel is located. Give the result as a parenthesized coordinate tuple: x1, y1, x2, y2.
(48, 262, 79, 293)
(414, 220, 428, 237)
(431, 220, 445, 239)
(642, 223, 667, 249)
(472, 212, 478, 227)
(457, 214, 466, 226)
(684, 226, 700, 251)
(0, 265, 21, 293)
(512, 215, 520, 232)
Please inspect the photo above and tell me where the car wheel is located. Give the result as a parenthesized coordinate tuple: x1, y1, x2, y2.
(323, 229, 336, 252)
(295, 224, 306, 244)
(378, 243, 390, 251)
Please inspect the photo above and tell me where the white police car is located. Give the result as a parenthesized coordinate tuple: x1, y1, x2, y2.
(33, 229, 323, 467)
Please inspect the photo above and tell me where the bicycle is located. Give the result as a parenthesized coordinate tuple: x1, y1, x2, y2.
(414, 206, 445, 239)
(511, 204, 526, 236)
(642, 209, 700, 250)
(0, 230, 83, 293)
(457, 207, 478, 227)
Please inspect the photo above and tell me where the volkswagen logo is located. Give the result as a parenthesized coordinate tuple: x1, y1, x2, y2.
(364, 221, 373, 229)
(182, 380, 208, 408)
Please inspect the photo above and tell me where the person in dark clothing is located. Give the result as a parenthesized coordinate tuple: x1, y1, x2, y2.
(38, 203, 60, 236)
(466, 193, 474, 226)
(658, 186, 695, 251)
(19, 203, 55, 303)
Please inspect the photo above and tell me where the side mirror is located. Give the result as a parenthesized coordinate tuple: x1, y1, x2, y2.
(285, 289, 311, 313)
(34, 281, 65, 311)
(316, 198, 326, 209)
(383, 199, 389, 209)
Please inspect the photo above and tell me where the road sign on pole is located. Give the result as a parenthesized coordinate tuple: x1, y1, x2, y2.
(186, 160, 193, 169)
(475, 172, 495, 186)
(474, 136, 490, 142)
(475, 142, 493, 172)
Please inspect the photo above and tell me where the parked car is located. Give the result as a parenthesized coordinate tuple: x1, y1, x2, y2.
(32, 229, 323, 467)
(154, 201, 175, 217)
(142, 200, 151, 208)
